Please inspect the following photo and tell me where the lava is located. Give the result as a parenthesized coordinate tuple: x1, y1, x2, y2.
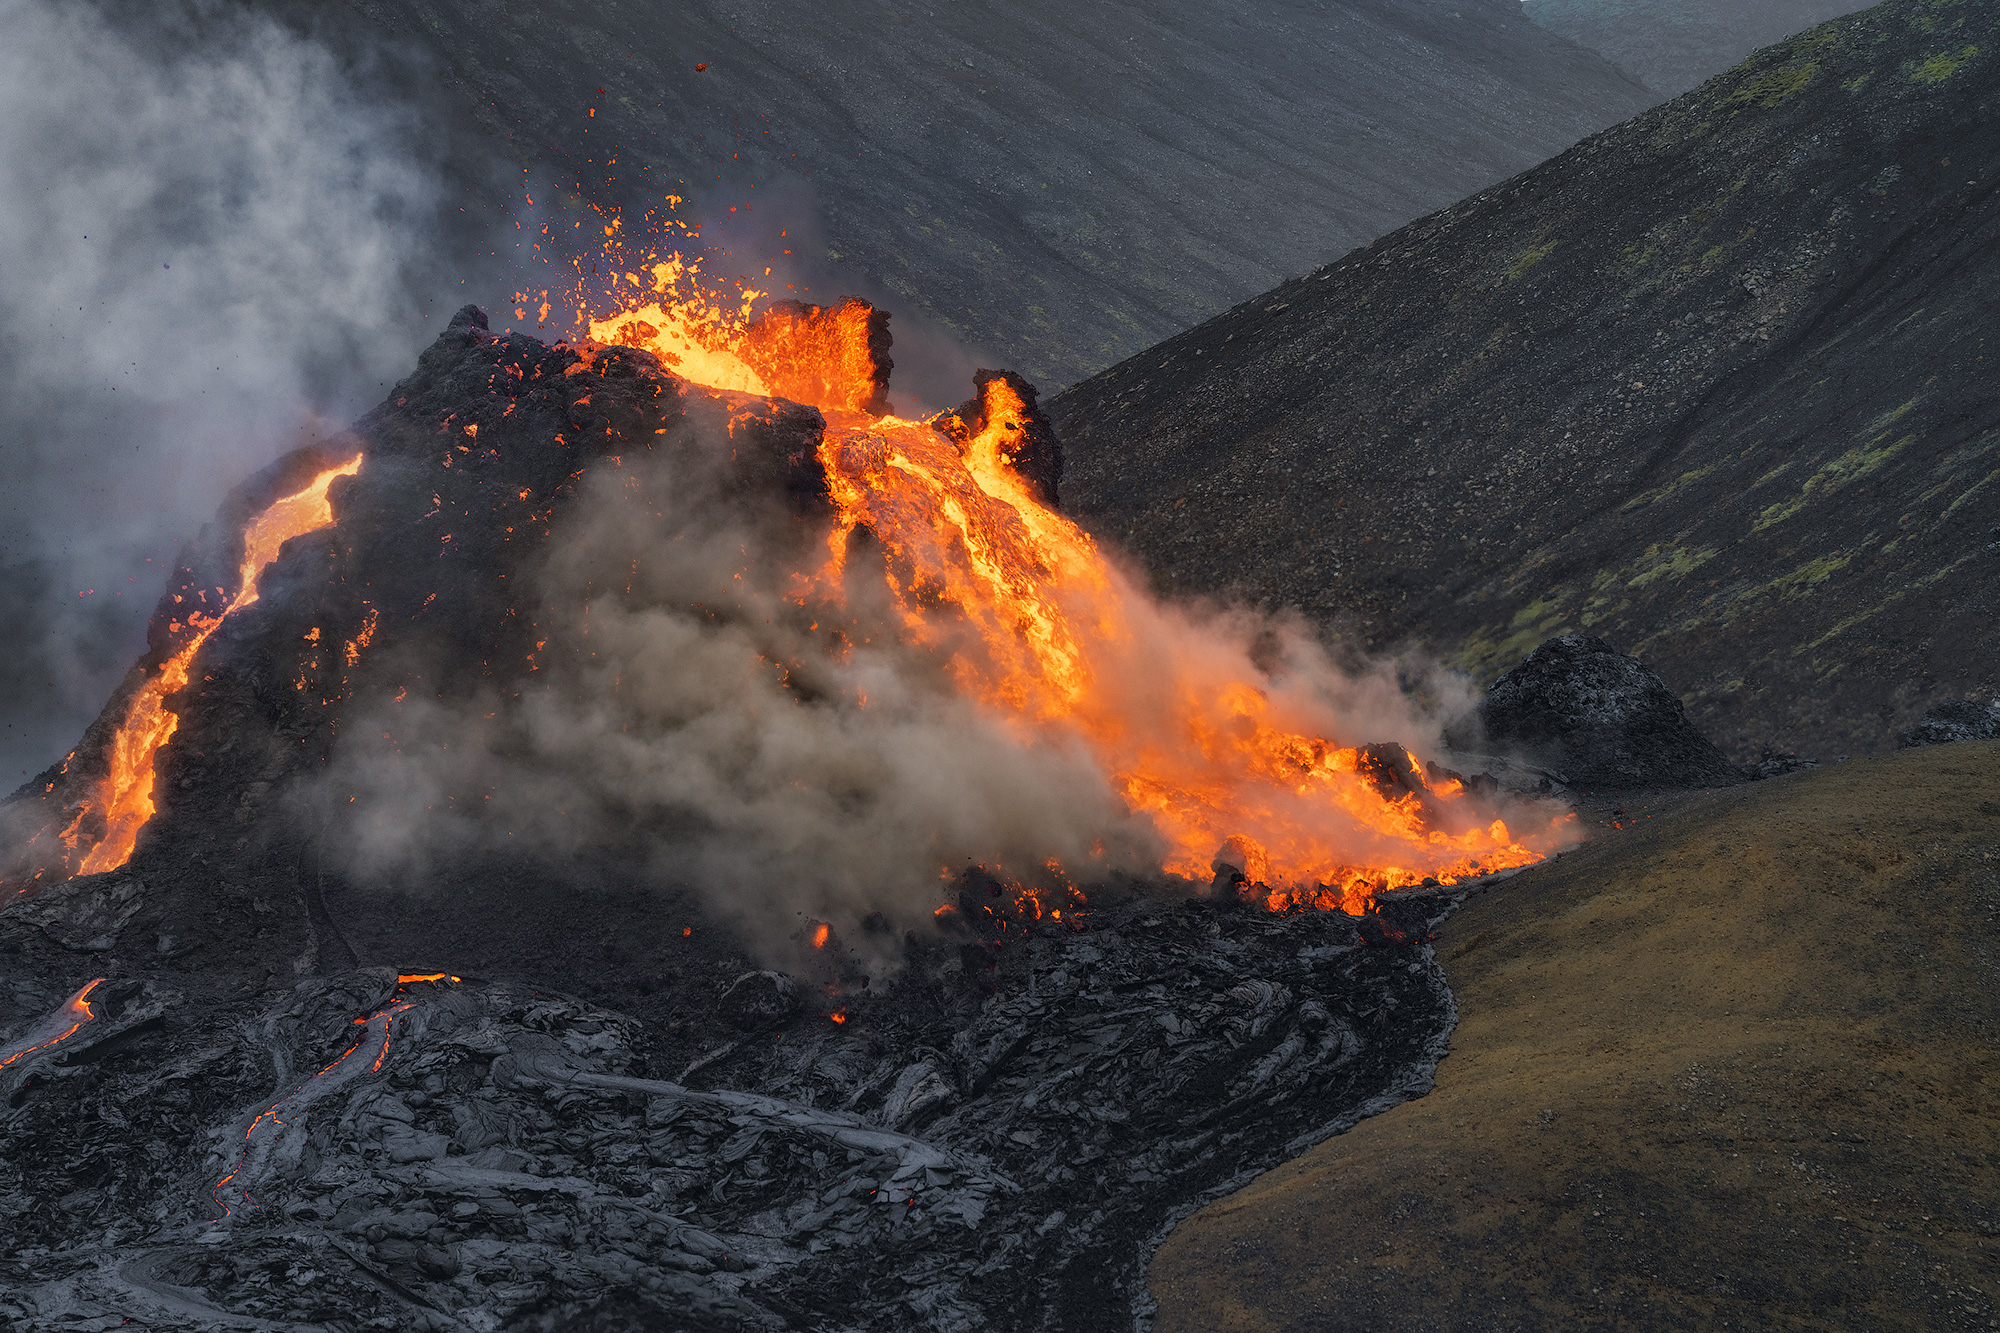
(66, 458, 362, 878)
(582, 235, 1569, 911)
(210, 973, 449, 1220)
(0, 978, 103, 1074)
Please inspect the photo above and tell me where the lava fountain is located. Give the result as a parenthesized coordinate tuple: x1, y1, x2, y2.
(577, 243, 1570, 911)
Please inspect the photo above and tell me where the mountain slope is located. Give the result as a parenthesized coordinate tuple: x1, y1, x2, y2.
(1525, 0, 1874, 96)
(1050, 0, 2000, 762)
(312, 0, 1650, 389)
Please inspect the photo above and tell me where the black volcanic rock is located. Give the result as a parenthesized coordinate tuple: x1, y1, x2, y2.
(1899, 698, 2000, 749)
(1478, 634, 1743, 789)
(0, 315, 1508, 1330)
(1052, 0, 2000, 763)
(716, 970, 802, 1032)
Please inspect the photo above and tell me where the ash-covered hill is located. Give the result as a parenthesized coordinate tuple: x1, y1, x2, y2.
(1524, 0, 1874, 96)
(273, 0, 1649, 389)
(1051, 0, 2000, 763)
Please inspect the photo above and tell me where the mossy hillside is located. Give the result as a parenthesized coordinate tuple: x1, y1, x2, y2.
(1054, 0, 2000, 761)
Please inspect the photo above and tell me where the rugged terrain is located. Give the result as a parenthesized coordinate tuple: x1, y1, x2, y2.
(0, 309, 1502, 1331)
(1051, 0, 2000, 762)
(1150, 739, 2000, 1332)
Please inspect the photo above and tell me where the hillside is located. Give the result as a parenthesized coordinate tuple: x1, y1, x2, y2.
(0, 0, 1660, 789)
(1050, 0, 2000, 762)
(301, 0, 1650, 391)
(1150, 740, 2000, 1331)
(1525, 0, 1873, 95)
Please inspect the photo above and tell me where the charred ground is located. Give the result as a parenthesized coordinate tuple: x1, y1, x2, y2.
(1051, 0, 2000, 763)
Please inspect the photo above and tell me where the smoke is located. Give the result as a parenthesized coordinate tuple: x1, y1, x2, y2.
(322, 408, 1156, 956)
(317, 388, 1531, 965)
(0, 0, 462, 785)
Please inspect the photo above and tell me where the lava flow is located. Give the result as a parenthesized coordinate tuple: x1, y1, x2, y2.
(59, 457, 362, 879)
(210, 974, 452, 1220)
(582, 243, 1572, 912)
(0, 978, 103, 1075)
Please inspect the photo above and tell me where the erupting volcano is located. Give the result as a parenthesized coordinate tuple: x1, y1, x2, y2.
(580, 244, 1568, 913)
(0, 223, 1576, 1333)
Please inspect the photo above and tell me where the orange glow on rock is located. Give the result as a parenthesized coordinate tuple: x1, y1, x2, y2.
(72, 458, 362, 877)
(580, 227, 1572, 912)
(0, 978, 102, 1073)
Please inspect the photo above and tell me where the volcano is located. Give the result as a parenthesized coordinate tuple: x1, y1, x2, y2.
(0, 293, 1564, 1330)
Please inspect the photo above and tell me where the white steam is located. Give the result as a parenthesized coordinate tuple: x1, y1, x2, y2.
(0, 0, 450, 781)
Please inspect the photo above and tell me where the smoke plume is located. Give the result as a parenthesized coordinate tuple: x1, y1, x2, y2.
(317, 386, 1525, 962)
(0, 0, 452, 784)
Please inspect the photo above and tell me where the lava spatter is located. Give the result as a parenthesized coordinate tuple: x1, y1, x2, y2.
(580, 236, 1570, 910)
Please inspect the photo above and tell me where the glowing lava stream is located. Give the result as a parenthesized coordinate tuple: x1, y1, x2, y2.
(586, 256, 1573, 910)
(68, 457, 363, 878)
(209, 974, 455, 1220)
(0, 978, 103, 1074)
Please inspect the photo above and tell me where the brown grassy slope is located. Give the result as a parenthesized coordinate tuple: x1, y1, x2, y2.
(1150, 740, 2000, 1332)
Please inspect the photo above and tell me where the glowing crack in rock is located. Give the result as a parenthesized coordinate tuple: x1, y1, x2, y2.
(208, 976, 449, 1221)
(65, 457, 363, 878)
(0, 978, 103, 1075)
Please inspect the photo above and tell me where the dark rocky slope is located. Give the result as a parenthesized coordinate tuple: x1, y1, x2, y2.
(0, 310, 1493, 1331)
(1051, 0, 2000, 763)
(1525, 0, 1874, 96)
(281, 0, 1649, 389)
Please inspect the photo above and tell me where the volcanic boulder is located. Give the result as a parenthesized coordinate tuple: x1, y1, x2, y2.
(1899, 699, 2000, 749)
(933, 369, 1065, 508)
(1477, 633, 1743, 789)
(716, 969, 803, 1031)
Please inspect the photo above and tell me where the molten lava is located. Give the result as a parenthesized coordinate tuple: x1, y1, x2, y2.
(584, 251, 1566, 911)
(67, 458, 362, 877)
(212, 973, 452, 1219)
(0, 978, 102, 1073)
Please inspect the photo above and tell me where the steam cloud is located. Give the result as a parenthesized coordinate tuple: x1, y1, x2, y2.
(0, 0, 453, 783)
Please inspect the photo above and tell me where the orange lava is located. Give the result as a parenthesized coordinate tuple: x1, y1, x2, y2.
(68, 459, 361, 877)
(0, 978, 102, 1072)
(580, 234, 1569, 911)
